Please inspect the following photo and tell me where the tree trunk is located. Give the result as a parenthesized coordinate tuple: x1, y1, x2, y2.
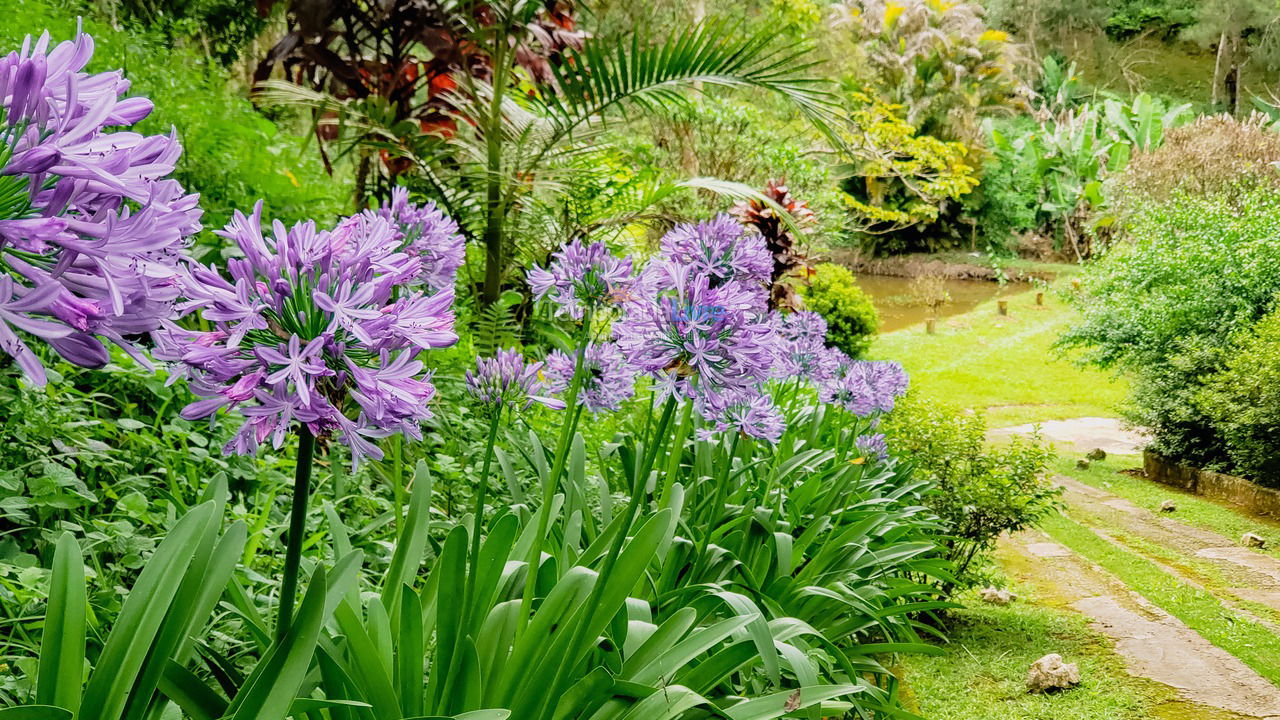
(1212, 30, 1228, 107)
(1227, 31, 1242, 117)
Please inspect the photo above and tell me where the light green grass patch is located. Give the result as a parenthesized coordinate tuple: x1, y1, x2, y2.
(872, 288, 1129, 427)
(899, 587, 1170, 720)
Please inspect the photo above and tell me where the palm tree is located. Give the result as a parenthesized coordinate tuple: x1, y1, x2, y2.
(254, 0, 836, 306)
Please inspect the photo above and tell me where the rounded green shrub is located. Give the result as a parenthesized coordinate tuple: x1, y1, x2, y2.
(800, 263, 879, 358)
(1199, 306, 1280, 487)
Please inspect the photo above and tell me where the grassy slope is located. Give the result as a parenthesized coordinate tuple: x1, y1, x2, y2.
(870, 285, 1128, 427)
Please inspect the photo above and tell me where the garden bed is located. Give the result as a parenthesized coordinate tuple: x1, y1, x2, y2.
(1144, 451, 1280, 518)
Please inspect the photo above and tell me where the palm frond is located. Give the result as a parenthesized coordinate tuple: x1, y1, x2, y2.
(539, 21, 840, 146)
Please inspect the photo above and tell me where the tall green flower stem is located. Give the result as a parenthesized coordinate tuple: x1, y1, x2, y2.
(515, 306, 594, 638)
(689, 432, 742, 581)
(534, 394, 679, 720)
(658, 398, 695, 507)
(463, 409, 503, 612)
(276, 425, 315, 640)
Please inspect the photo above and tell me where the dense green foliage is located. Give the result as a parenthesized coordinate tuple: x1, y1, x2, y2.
(1063, 186, 1280, 473)
(800, 263, 880, 358)
(883, 396, 1058, 586)
(1198, 307, 1280, 486)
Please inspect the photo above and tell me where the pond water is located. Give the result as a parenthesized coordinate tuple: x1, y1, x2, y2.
(854, 274, 1033, 333)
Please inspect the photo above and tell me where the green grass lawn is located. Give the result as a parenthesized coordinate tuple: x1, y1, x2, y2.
(900, 588, 1174, 720)
(870, 286, 1129, 427)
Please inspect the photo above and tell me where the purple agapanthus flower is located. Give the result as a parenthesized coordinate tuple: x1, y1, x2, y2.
(818, 360, 909, 417)
(855, 433, 889, 460)
(465, 347, 566, 413)
(696, 388, 785, 443)
(373, 187, 463, 292)
(771, 310, 833, 381)
(543, 341, 636, 413)
(0, 29, 201, 384)
(528, 239, 635, 319)
(655, 214, 771, 297)
(155, 202, 457, 466)
(614, 260, 774, 401)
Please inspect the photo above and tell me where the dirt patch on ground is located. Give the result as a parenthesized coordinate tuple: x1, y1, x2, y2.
(1004, 531, 1280, 718)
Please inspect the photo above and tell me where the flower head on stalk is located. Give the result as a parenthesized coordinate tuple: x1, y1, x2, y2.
(657, 214, 771, 293)
(855, 432, 889, 460)
(372, 187, 463, 293)
(465, 347, 566, 414)
(157, 203, 458, 466)
(0, 29, 201, 384)
(614, 260, 773, 401)
(770, 310, 833, 381)
(695, 388, 785, 443)
(543, 341, 636, 413)
(528, 239, 635, 319)
(818, 360, 909, 417)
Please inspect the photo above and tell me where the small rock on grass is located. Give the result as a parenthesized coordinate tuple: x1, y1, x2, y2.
(1076, 459, 1091, 470)
(979, 587, 1016, 605)
(1086, 448, 1107, 461)
(1242, 532, 1267, 549)
(1159, 500, 1177, 513)
(1027, 654, 1081, 693)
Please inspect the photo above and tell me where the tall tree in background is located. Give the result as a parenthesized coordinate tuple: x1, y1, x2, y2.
(255, 0, 834, 307)
(1183, 0, 1280, 115)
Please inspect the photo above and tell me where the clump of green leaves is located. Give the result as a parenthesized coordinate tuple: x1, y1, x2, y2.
(883, 395, 1059, 587)
(800, 263, 880, 358)
(1198, 306, 1280, 487)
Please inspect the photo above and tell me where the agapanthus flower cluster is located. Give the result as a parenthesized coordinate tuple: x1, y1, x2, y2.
(0, 29, 201, 384)
(855, 433, 889, 460)
(157, 201, 459, 464)
(614, 260, 774, 402)
(528, 239, 635, 319)
(542, 341, 636, 413)
(465, 348, 566, 414)
(818, 360, 909, 417)
(657, 214, 771, 293)
(372, 187, 463, 293)
(695, 388, 785, 443)
(771, 310, 836, 382)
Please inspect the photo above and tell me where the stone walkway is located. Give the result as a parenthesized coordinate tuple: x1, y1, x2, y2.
(989, 416, 1149, 455)
(995, 418, 1280, 719)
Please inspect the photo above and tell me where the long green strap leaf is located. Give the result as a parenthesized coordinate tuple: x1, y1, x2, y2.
(36, 533, 85, 714)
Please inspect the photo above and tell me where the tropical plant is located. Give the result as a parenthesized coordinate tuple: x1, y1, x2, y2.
(833, 0, 1032, 145)
(799, 263, 880, 358)
(988, 92, 1190, 257)
(255, 3, 836, 308)
(732, 179, 818, 311)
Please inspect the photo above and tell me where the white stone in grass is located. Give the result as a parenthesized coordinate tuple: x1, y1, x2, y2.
(979, 587, 1016, 605)
(1026, 654, 1081, 693)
